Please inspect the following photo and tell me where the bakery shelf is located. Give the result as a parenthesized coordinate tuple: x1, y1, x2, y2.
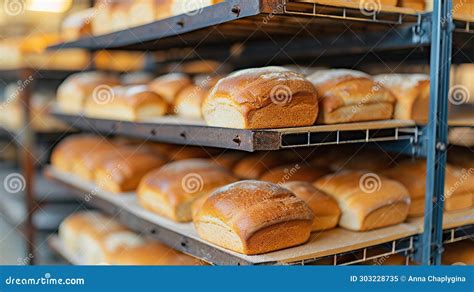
(48, 236, 81, 265)
(50, 111, 418, 152)
(44, 166, 418, 266)
(409, 208, 474, 246)
(47, 0, 426, 53)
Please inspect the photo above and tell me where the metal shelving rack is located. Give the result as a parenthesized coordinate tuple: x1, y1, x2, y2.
(45, 0, 473, 265)
(0, 68, 80, 264)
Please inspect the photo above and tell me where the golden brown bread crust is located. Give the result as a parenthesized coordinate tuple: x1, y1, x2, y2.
(442, 240, 474, 265)
(57, 72, 120, 114)
(51, 135, 106, 173)
(149, 73, 192, 104)
(260, 163, 328, 184)
(137, 159, 237, 222)
(193, 181, 314, 254)
(173, 84, 209, 118)
(374, 74, 430, 122)
(194, 180, 313, 255)
(232, 152, 286, 179)
(383, 159, 474, 216)
(307, 69, 395, 124)
(202, 66, 319, 129)
(314, 171, 410, 231)
(94, 148, 167, 193)
(84, 85, 168, 121)
(282, 181, 341, 231)
(107, 241, 204, 265)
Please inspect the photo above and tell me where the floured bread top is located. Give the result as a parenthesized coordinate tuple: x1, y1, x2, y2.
(307, 69, 371, 86)
(374, 74, 429, 90)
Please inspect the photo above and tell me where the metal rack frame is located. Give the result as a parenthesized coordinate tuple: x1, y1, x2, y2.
(50, 112, 419, 151)
(43, 0, 472, 265)
(0, 68, 79, 265)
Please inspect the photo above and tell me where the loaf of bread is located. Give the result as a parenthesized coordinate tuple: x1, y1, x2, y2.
(57, 72, 120, 114)
(374, 74, 430, 122)
(383, 159, 474, 216)
(398, 0, 426, 10)
(93, 50, 146, 72)
(61, 9, 94, 41)
(137, 159, 237, 222)
(84, 85, 168, 121)
(174, 84, 209, 118)
(107, 241, 204, 265)
(442, 240, 474, 265)
(232, 152, 285, 179)
(94, 149, 167, 193)
(260, 163, 327, 184)
(58, 211, 107, 256)
(282, 181, 340, 231)
(91, 0, 114, 35)
(149, 73, 192, 105)
(314, 171, 410, 231)
(51, 135, 106, 173)
(307, 69, 395, 124)
(194, 180, 314, 255)
(72, 141, 124, 181)
(59, 211, 145, 265)
(202, 66, 319, 129)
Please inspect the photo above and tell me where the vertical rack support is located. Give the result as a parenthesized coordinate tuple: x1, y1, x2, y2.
(19, 68, 36, 265)
(420, 0, 453, 265)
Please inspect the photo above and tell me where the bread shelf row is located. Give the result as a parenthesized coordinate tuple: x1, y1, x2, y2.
(50, 111, 419, 152)
(47, 0, 426, 53)
(44, 166, 474, 266)
(44, 166, 419, 266)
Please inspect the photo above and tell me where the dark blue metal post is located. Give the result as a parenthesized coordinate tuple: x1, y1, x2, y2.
(421, 0, 453, 265)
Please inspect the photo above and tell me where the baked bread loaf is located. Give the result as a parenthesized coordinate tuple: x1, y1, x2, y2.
(93, 50, 146, 72)
(382, 159, 474, 216)
(282, 181, 340, 231)
(73, 142, 163, 182)
(61, 9, 94, 41)
(314, 171, 410, 231)
(84, 85, 168, 121)
(194, 180, 314, 255)
(307, 69, 395, 124)
(149, 73, 192, 105)
(107, 241, 204, 265)
(202, 66, 319, 129)
(57, 72, 120, 114)
(442, 240, 474, 265)
(171, 0, 223, 17)
(58, 211, 106, 255)
(51, 135, 106, 173)
(174, 84, 209, 118)
(94, 149, 167, 193)
(137, 159, 237, 222)
(232, 152, 285, 179)
(374, 74, 430, 122)
(260, 163, 327, 184)
(399, 0, 426, 10)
